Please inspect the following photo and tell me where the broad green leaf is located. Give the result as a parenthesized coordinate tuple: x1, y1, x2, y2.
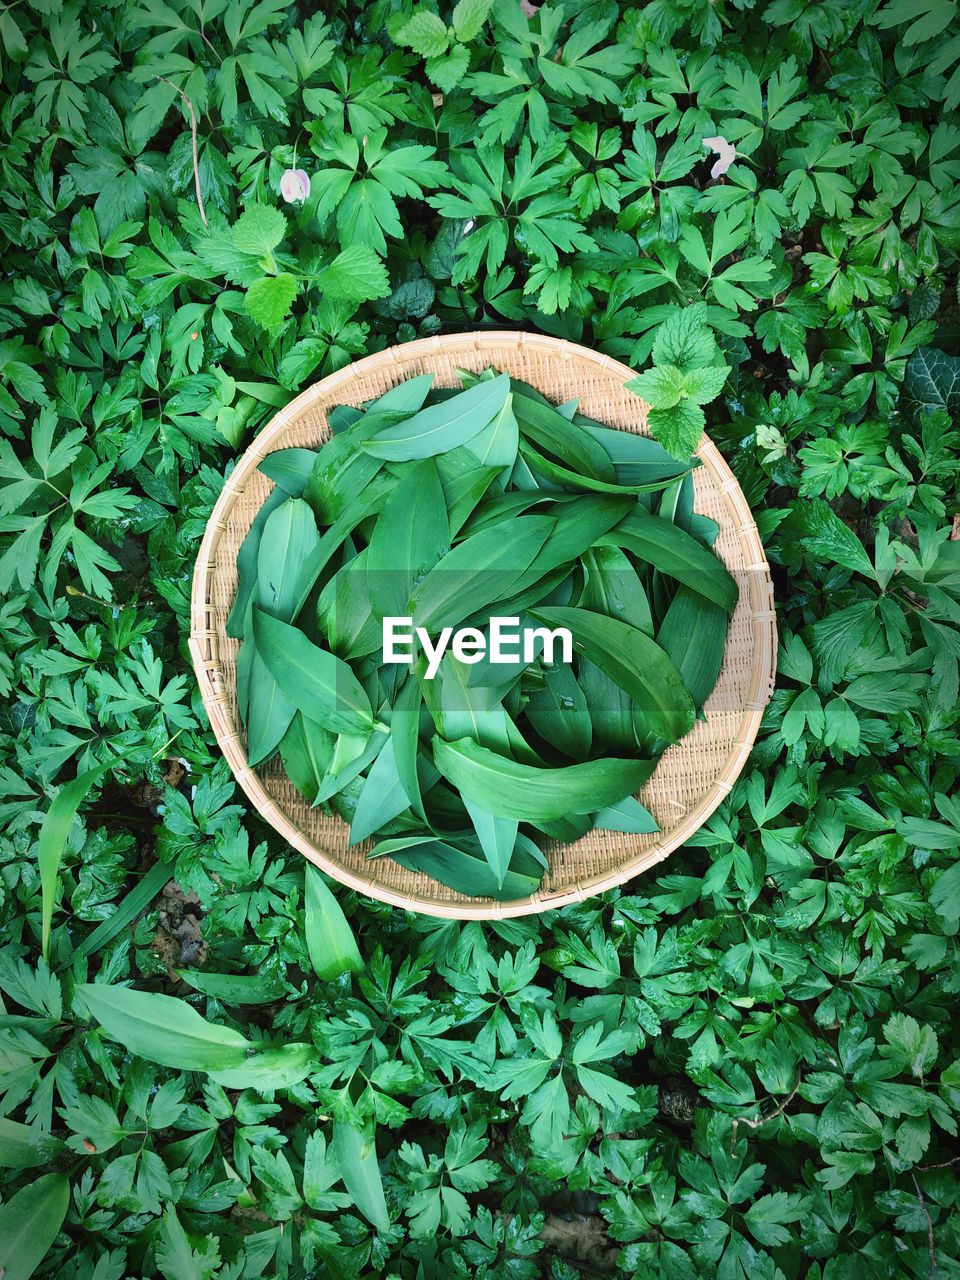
(361, 373, 510, 459)
(349, 737, 414, 843)
(409, 514, 555, 630)
(315, 730, 388, 805)
(206, 1043, 317, 1089)
(258, 448, 319, 495)
(509, 495, 634, 593)
(433, 651, 512, 751)
(524, 661, 592, 760)
(529, 606, 696, 743)
(578, 658, 637, 754)
(73, 860, 172, 962)
(390, 676, 428, 820)
(464, 391, 520, 469)
(370, 832, 544, 900)
(78, 983, 251, 1071)
(578, 544, 653, 635)
(278, 712, 336, 803)
(226, 485, 288, 639)
(252, 608, 374, 735)
(304, 864, 363, 979)
(245, 273, 298, 332)
(521, 441, 681, 496)
(331, 1118, 389, 1231)
(440, 461, 502, 536)
(39, 761, 110, 963)
(365, 457, 449, 620)
(431, 736, 656, 822)
(581, 421, 695, 473)
(592, 796, 660, 834)
(245, 648, 297, 768)
(288, 471, 400, 618)
(657, 585, 728, 708)
(364, 372, 435, 414)
(257, 497, 321, 621)
(462, 795, 519, 888)
(317, 548, 383, 660)
(0, 1120, 64, 1170)
(0, 1173, 70, 1280)
(305, 415, 397, 523)
(512, 390, 616, 481)
(177, 970, 286, 1004)
(597, 507, 739, 612)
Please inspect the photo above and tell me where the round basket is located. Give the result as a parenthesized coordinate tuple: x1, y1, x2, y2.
(190, 331, 777, 919)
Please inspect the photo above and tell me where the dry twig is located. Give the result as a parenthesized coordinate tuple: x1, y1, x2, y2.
(153, 75, 208, 227)
(911, 1172, 936, 1279)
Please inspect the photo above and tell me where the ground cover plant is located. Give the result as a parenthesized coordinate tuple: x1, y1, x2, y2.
(1, 0, 960, 1276)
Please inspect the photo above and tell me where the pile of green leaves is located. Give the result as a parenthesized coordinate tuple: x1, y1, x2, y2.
(232, 362, 737, 898)
(2, 0, 960, 1276)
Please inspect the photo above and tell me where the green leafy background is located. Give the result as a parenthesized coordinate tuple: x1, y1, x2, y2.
(1, 0, 960, 1276)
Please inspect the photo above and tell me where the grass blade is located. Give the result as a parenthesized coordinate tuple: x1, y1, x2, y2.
(39, 761, 110, 964)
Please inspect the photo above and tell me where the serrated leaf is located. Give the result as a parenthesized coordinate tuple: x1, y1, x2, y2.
(395, 9, 449, 56)
(647, 401, 706, 459)
(317, 244, 390, 302)
(452, 0, 495, 41)
(651, 305, 719, 367)
(244, 273, 297, 332)
(233, 204, 287, 257)
(800, 500, 877, 580)
(426, 44, 471, 93)
(625, 365, 686, 410)
(682, 364, 728, 405)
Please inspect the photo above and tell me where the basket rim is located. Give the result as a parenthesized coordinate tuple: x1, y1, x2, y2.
(190, 330, 777, 919)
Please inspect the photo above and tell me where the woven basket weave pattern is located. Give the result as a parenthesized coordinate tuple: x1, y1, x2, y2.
(190, 332, 777, 919)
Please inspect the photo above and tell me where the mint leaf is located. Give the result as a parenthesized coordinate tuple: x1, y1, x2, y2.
(244, 273, 297, 331)
(233, 204, 287, 258)
(426, 43, 471, 92)
(651, 304, 719, 367)
(624, 364, 686, 409)
(648, 400, 705, 458)
(395, 10, 450, 57)
(452, 0, 495, 41)
(317, 245, 390, 302)
(682, 364, 729, 405)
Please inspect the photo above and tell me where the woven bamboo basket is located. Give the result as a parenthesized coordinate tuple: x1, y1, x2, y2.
(190, 332, 777, 919)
